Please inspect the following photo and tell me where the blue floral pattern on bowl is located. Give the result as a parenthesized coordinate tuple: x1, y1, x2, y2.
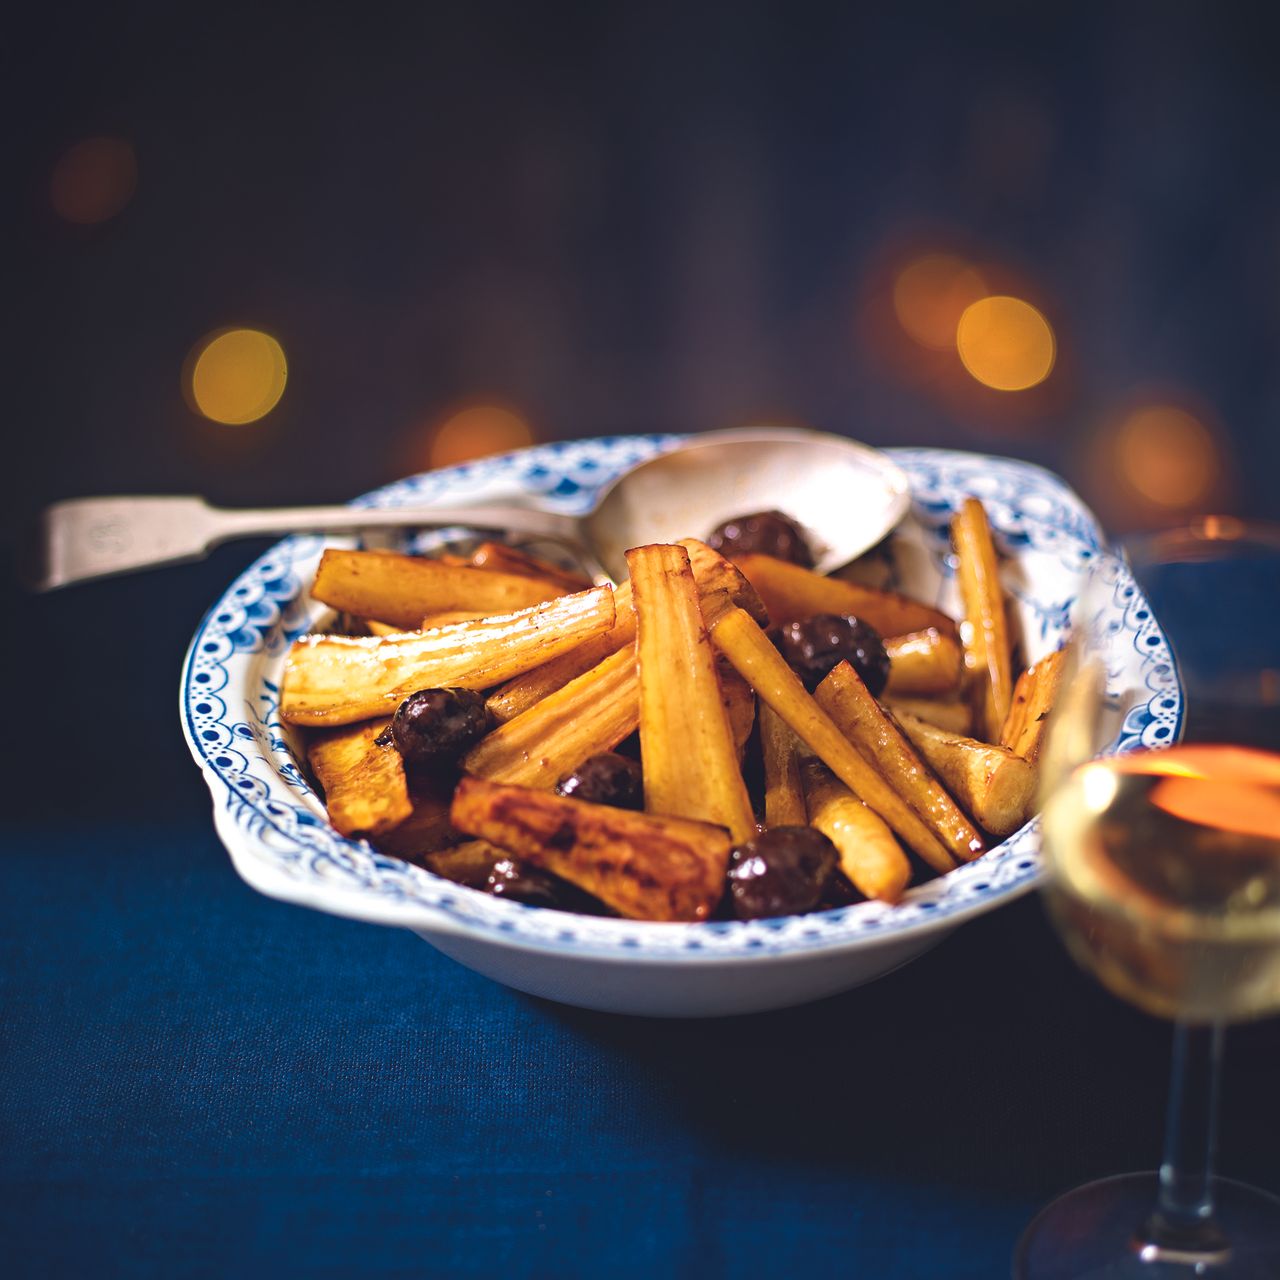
(181, 437, 1183, 960)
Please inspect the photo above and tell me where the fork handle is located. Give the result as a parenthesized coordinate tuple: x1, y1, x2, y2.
(35, 496, 583, 591)
(208, 503, 580, 543)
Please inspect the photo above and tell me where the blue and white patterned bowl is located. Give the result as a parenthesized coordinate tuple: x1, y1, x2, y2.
(180, 436, 1182, 1017)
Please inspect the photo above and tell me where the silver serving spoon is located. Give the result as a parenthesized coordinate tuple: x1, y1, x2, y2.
(33, 427, 910, 590)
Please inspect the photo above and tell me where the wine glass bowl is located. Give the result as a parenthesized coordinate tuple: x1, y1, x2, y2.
(1017, 519, 1280, 1278)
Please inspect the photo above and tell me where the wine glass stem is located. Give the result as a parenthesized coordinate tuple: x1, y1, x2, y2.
(1146, 1020, 1227, 1250)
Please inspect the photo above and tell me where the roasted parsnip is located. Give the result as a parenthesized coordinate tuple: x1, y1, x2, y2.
(466, 541, 594, 593)
(450, 776, 732, 921)
(486, 582, 637, 724)
(759, 703, 807, 828)
(884, 697, 973, 736)
(629, 544, 755, 844)
(485, 537, 764, 725)
(463, 645, 639, 787)
(895, 711, 1037, 837)
(732, 553, 958, 639)
(800, 758, 910, 902)
(421, 839, 509, 887)
(883, 628, 965, 697)
(952, 498, 1014, 742)
(308, 718, 412, 837)
(814, 662, 986, 863)
(280, 587, 616, 726)
(719, 661, 757, 762)
(372, 787, 460, 860)
(708, 605, 957, 873)
(1001, 648, 1067, 763)
(309, 548, 568, 630)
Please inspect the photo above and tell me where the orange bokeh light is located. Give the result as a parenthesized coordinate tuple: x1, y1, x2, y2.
(429, 404, 535, 470)
(956, 295, 1055, 391)
(187, 328, 288, 425)
(892, 255, 988, 350)
(1115, 405, 1220, 509)
(50, 137, 137, 225)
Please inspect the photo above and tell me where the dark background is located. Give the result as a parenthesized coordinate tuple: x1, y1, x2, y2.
(6, 4, 1280, 1276)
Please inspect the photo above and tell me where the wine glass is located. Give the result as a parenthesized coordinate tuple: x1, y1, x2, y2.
(1014, 518, 1280, 1278)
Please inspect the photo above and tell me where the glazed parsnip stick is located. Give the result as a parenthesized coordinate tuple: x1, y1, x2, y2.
(484, 538, 765, 726)
(309, 548, 567, 629)
(677, 538, 770, 625)
(732, 553, 959, 639)
(708, 605, 957, 872)
(883, 628, 965, 697)
(629, 545, 756, 845)
(308, 718, 413, 837)
(800, 758, 911, 902)
(952, 498, 1014, 742)
(463, 645, 639, 787)
(895, 711, 1037, 837)
(280, 587, 616, 726)
(884, 697, 973, 736)
(364, 618, 407, 637)
(814, 662, 986, 863)
(486, 582, 637, 724)
(719, 661, 757, 762)
(418, 610, 489, 630)
(465, 541, 594, 592)
(372, 789, 460, 860)
(1000, 648, 1067, 763)
(421, 839, 508, 888)
(759, 703, 807, 828)
(450, 776, 732, 922)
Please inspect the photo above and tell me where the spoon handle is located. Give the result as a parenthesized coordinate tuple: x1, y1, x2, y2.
(33, 495, 581, 591)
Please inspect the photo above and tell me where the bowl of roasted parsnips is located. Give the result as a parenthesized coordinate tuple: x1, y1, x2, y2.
(182, 433, 1182, 1016)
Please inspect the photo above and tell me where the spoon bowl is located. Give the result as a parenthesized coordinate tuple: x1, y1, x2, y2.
(582, 427, 910, 579)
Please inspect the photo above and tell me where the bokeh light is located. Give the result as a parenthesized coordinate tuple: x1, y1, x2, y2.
(956, 295, 1055, 391)
(1116, 404, 1220, 508)
(188, 329, 288, 425)
(429, 404, 535, 469)
(50, 137, 137, 224)
(892, 255, 987, 350)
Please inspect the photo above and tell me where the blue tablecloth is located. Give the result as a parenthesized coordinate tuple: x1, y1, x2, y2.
(5, 556, 1280, 1279)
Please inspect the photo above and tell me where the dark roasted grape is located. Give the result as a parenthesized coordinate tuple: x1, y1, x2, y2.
(707, 510, 814, 567)
(388, 688, 491, 768)
(555, 752, 644, 809)
(772, 613, 890, 694)
(726, 827, 838, 920)
(484, 859, 610, 915)
(484, 859, 568, 909)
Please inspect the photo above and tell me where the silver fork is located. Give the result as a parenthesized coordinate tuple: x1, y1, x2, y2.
(33, 496, 583, 591)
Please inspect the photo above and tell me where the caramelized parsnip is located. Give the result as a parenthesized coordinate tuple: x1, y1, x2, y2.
(952, 498, 1013, 741)
(760, 703, 807, 828)
(629, 544, 755, 844)
(733, 553, 958, 638)
(280, 587, 616, 726)
(708, 605, 957, 872)
(814, 662, 985, 863)
(1000, 648, 1067, 763)
(310, 548, 569, 629)
(308, 718, 412, 837)
(800, 758, 910, 902)
(884, 628, 965, 697)
(463, 645, 639, 787)
(895, 711, 1036, 837)
(450, 777, 732, 921)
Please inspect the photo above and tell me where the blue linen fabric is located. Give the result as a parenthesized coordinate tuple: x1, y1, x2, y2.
(5, 826, 1280, 1280)
(5, 557, 1280, 1279)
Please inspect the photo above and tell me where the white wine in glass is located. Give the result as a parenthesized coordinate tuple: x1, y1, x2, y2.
(1016, 521, 1280, 1279)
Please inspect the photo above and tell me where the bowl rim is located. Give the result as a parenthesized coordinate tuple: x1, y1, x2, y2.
(180, 434, 1184, 963)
